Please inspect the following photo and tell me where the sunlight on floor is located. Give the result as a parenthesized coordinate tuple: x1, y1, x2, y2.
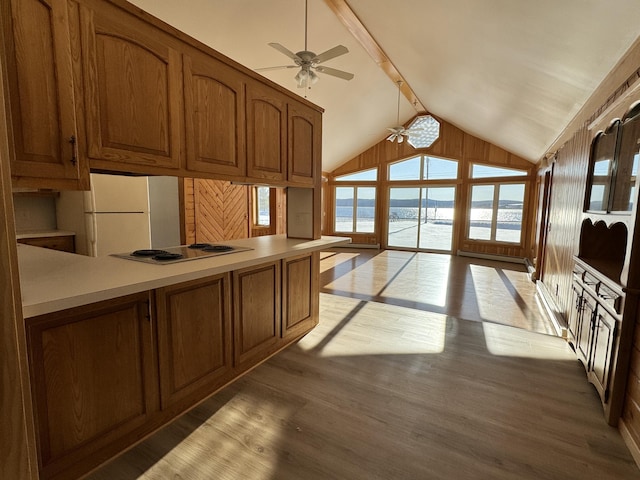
(142, 392, 291, 480)
(481, 323, 574, 360)
(304, 293, 447, 356)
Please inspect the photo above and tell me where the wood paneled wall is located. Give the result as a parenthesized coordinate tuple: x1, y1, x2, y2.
(326, 116, 536, 257)
(182, 178, 250, 244)
(537, 127, 590, 316)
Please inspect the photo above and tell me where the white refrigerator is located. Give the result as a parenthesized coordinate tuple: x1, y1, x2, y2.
(57, 173, 152, 256)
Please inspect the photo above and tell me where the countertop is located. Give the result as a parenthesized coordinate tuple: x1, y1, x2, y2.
(16, 229, 76, 239)
(19, 235, 350, 318)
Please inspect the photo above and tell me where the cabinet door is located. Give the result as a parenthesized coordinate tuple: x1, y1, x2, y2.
(246, 81, 287, 182)
(576, 291, 596, 368)
(282, 252, 319, 340)
(567, 284, 582, 345)
(78, 3, 183, 171)
(184, 51, 246, 177)
(27, 292, 158, 477)
(588, 307, 617, 401)
(2, 0, 87, 189)
(156, 274, 232, 410)
(288, 102, 320, 186)
(233, 261, 281, 369)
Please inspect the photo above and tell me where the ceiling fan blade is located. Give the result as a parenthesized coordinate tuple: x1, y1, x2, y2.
(313, 45, 349, 64)
(268, 43, 301, 62)
(314, 65, 354, 81)
(255, 65, 299, 72)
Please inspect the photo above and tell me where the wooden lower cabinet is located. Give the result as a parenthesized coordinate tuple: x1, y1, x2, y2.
(155, 274, 233, 411)
(282, 252, 319, 340)
(26, 292, 158, 480)
(17, 235, 76, 253)
(233, 261, 282, 369)
(26, 254, 320, 479)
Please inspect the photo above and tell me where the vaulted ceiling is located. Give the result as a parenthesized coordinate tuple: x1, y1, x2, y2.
(128, 0, 640, 172)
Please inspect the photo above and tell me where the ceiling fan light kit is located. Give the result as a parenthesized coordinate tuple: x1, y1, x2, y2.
(256, 0, 354, 89)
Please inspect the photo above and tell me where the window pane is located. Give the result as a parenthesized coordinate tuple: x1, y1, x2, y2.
(496, 184, 525, 243)
(419, 187, 455, 251)
(423, 157, 458, 180)
(356, 187, 376, 233)
(335, 168, 378, 181)
(254, 186, 270, 226)
(389, 156, 421, 180)
(388, 187, 420, 247)
(335, 187, 354, 232)
(469, 185, 494, 240)
(471, 164, 527, 178)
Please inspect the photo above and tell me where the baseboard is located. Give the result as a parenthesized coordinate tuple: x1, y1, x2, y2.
(524, 258, 537, 281)
(536, 281, 568, 338)
(457, 250, 526, 265)
(334, 243, 380, 249)
(620, 418, 640, 469)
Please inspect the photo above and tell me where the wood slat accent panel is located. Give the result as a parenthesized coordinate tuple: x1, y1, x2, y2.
(188, 178, 249, 243)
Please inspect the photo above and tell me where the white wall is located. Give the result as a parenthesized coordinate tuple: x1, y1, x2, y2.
(13, 196, 57, 232)
(148, 176, 181, 248)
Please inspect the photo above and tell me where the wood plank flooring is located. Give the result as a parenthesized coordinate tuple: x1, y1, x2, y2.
(320, 249, 556, 335)
(88, 250, 640, 479)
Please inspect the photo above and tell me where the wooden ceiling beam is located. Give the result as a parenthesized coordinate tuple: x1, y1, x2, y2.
(323, 0, 427, 113)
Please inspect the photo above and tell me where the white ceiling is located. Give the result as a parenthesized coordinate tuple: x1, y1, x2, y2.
(128, 0, 640, 172)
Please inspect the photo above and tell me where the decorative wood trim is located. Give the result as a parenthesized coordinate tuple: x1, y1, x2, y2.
(323, 0, 425, 112)
(0, 27, 39, 477)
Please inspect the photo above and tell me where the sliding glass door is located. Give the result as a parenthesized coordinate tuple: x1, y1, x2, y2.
(388, 186, 455, 251)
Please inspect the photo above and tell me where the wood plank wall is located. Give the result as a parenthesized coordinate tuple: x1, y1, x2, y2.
(326, 116, 536, 257)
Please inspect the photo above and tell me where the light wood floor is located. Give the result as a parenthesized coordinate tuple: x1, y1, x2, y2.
(89, 250, 640, 479)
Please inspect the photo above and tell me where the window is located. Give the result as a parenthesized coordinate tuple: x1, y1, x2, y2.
(471, 164, 527, 178)
(253, 186, 271, 227)
(389, 155, 458, 181)
(335, 168, 378, 181)
(335, 186, 376, 233)
(468, 183, 525, 243)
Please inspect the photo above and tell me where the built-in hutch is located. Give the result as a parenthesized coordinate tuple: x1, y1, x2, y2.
(568, 99, 640, 425)
(0, 0, 331, 478)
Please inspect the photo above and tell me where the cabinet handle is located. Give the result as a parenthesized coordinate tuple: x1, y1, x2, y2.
(69, 135, 77, 166)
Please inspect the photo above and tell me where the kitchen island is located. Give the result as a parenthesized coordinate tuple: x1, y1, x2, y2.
(18, 235, 349, 480)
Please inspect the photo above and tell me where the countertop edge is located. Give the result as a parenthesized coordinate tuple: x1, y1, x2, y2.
(20, 235, 351, 318)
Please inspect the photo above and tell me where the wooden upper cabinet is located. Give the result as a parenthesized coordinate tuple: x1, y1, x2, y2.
(78, 2, 183, 171)
(156, 274, 233, 411)
(288, 102, 321, 186)
(246, 80, 287, 182)
(184, 50, 246, 177)
(2, 0, 88, 189)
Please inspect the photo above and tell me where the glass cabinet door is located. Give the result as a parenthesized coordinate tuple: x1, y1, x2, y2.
(587, 122, 618, 211)
(611, 110, 640, 212)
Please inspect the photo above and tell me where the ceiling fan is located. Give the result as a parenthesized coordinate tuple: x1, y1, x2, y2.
(387, 81, 414, 143)
(256, 0, 354, 89)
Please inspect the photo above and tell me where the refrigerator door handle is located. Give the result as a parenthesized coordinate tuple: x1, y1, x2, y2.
(85, 212, 98, 257)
